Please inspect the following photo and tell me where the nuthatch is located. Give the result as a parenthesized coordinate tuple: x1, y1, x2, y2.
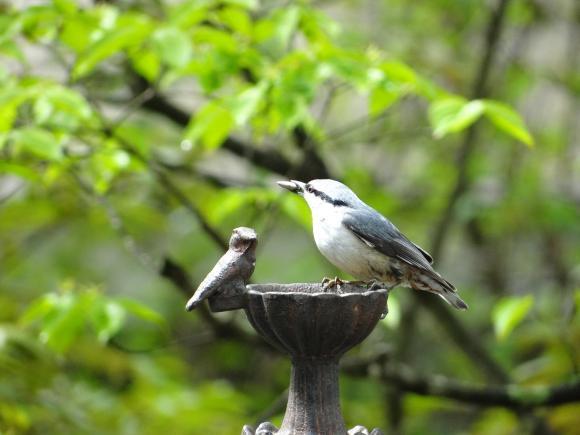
(278, 179, 467, 310)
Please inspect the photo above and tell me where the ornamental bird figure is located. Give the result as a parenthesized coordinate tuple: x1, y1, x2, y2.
(277, 179, 467, 310)
(185, 227, 257, 311)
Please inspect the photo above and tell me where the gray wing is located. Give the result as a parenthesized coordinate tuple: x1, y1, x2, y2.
(342, 208, 434, 271)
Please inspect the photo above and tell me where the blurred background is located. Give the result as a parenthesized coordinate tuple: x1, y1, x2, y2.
(1, 0, 579, 434)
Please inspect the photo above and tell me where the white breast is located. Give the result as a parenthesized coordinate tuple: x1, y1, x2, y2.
(310, 204, 391, 280)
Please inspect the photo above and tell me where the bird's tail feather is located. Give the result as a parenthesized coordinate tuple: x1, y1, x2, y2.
(410, 270, 468, 310)
(438, 288, 468, 310)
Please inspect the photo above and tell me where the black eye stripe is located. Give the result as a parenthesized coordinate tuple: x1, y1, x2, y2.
(307, 185, 348, 207)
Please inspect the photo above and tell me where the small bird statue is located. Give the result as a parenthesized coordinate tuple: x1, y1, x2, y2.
(277, 179, 467, 309)
(185, 227, 257, 311)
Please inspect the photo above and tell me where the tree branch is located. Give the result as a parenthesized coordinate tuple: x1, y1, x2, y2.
(134, 80, 330, 181)
(144, 93, 296, 174)
(108, 130, 229, 251)
(344, 356, 580, 410)
(408, 0, 515, 386)
(430, 0, 512, 260)
(380, 369, 580, 409)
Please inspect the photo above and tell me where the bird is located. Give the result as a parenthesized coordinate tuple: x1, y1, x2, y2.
(185, 227, 257, 311)
(277, 179, 467, 310)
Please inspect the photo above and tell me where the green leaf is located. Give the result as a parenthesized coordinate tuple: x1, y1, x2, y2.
(33, 96, 53, 124)
(184, 102, 235, 150)
(152, 26, 192, 68)
(129, 48, 160, 82)
(26, 291, 93, 354)
(11, 127, 62, 161)
(325, 55, 371, 90)
(381, 60, 417, 85)
(21, 293, 60, 325)
(218, 7, 252, 37)
(60, 14, 98, 53)
(91, 300, 126, 343)
(369, 85, 400, 116)
(483, 100, 534, 146)
(229, 81, 268, 126)
(51, 86, 92, 119)
(256, 6, 300, 52)
(73, 14, 153, 79)
(168, 0, 211, 29)
(192, 26, 238, 51)
(492, 295, 534, 340)
(0, 161, 40, 180)
(429, 97, 485, 138)
(116, 298, 165, 326)
(0, 85, 31, 131)
(53, 0, 77, 15)
(223, 0, 258, 9)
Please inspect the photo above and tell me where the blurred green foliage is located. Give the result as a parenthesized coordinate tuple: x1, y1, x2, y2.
(0, 0, 579, 434)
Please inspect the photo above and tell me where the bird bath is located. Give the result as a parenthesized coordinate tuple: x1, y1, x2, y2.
(243, 283, 386, 435)
(207, 282, 387, 435)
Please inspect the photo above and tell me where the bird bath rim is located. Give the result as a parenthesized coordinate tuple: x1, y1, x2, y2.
(246, 283, 389, 298)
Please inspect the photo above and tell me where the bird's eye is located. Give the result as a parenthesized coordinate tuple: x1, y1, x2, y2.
(305, 184, 313, 193)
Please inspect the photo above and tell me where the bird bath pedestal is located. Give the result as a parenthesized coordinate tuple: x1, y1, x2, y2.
(209, 282, 387, 435)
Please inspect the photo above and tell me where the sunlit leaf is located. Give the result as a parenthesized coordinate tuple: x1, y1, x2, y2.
(429, 97, 485, 138)
(51, 87, 92, 119)
(60, 14, 98, 53)
(492, 295, 534, 340)
(0, 161, 40, 180)
(129, 48, 160, 82)
(53, 0, 77, 15)
(184, 102, 235, 150)
(152, 26, 192, 68)
(257, 6, 300, 52)
(369, 85, 400, 115)
(91, 300, 126, 343)
(73, 14, 153, 79)
(116, 298, 165, 326)
(483, 100, 534, 146)
(11, 127, 62, 161)
(30, 291, 91, 353)
(168, 0, 211, 28)
(230, 81, 268, 125)
(223, 0, 258, 9)
(218, 7, 252, 37)
(20, 293, 60, 325)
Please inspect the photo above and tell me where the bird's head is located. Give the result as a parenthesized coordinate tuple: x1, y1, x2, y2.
(277, 179, 360, 211)
(229, 227, 258, 252)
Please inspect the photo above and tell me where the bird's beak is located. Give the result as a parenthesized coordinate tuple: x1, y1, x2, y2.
(277, 180, 305, 195)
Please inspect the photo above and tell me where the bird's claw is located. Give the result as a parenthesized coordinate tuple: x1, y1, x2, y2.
(366, 280, 385, 291)
(321, 276, 344, 291)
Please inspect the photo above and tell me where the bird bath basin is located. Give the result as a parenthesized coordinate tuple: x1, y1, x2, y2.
(237, 283, 387, 435)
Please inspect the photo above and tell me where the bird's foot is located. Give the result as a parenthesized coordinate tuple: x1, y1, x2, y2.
(321, 276, 344, 291)
(366, 280, 386, 291)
